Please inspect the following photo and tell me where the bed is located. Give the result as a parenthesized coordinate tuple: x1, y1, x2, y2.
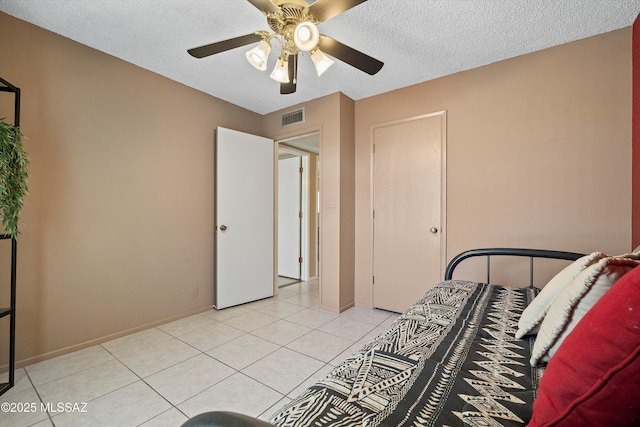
(182, 247, 640, 427)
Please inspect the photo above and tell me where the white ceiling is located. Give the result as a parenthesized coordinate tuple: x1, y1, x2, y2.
(279, 131, 320, 154)
(1, 0, 639, 114)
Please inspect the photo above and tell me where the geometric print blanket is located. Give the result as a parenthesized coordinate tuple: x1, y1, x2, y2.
(270, 281, 542, 427)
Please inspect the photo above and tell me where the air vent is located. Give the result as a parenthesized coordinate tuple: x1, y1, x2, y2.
(281, 108, 305, 127)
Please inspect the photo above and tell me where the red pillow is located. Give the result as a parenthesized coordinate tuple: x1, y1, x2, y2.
(528, 265, 640, 426)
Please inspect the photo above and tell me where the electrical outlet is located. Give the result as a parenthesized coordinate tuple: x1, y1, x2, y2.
(191, 286, 198, 298)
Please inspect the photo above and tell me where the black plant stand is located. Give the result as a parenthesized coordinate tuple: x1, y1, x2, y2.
(0, 77, 20, 397)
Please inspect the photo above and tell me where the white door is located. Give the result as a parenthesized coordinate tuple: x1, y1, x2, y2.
(372, 112, 446, 313)
(215, 127, 274, 309)
(278, 156, 302, 279)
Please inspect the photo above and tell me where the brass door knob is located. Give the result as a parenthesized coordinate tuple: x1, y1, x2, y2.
(220, 225, 228, 231)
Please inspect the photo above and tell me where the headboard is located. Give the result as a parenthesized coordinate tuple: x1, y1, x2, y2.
(444, 248, 585, 288)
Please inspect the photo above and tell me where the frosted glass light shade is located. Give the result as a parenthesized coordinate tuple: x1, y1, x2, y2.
(294, 21, 319, 51)
(311, 49, 334, 76)
(270, 58, 290, 83)
(245, 40, 271, 71)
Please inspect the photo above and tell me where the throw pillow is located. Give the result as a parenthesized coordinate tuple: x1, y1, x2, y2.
(530, 255, 640, 366)
(515, 252, 605, 339)
(528, 265, 640, 426)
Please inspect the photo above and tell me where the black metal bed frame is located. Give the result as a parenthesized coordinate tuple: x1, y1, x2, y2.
(0, 76, 20, 397)
(444, 248, 584, 288)
(179, 248, 588, 427)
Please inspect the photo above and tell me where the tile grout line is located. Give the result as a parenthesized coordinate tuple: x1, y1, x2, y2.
(22, 367, 57, 427)
(12, 280, 401, 425)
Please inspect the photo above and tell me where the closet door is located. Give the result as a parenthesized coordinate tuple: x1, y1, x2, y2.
(372, 113, 446, 313)
(215, 127, 274, 309)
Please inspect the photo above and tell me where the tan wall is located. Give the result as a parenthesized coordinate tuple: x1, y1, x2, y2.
(263, 94, 356, 312)
(354, 28, 633, 306)
(633, 16, 640, 249)
(308, 153, 318, 278)
(338, 94, 356, 307)
(0, 13, 263, 365)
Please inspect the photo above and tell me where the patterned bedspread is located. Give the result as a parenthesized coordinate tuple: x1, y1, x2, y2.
(270, 281, 542, 427)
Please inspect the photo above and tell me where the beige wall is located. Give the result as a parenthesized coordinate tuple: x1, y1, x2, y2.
(354, 28, 632, 306)
(633, 16, 640, 249)
(338, 94, 356, 308)
(0, 13, 263, 365)
(308, 153, 318, 278)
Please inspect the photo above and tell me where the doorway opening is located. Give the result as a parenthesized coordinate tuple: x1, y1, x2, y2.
(276, 132, 319, 287)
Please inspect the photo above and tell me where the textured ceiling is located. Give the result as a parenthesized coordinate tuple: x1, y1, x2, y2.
(1, 0, 639, 114)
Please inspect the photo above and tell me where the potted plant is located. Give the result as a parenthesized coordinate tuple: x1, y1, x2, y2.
(0, 118, 29, 238)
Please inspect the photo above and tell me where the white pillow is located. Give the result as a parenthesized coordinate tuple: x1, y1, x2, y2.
(530, 255, 640, 367)
(515, 252, 606, 339)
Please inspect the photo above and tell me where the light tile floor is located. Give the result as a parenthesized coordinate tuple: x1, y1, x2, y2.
(1, 279, 399, 427)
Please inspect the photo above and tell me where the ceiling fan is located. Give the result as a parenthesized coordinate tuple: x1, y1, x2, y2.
(187, 0, 384, 95)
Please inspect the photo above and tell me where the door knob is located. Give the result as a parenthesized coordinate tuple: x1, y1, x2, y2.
(430, 227, 438, 234)
(220, 225, 228, 231)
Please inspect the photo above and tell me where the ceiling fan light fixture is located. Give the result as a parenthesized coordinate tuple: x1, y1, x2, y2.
(270, 56, 290, 83)
(311, 48, 334, 76)
(293, 21, 320, 51)
(188, 0, 384, 94)
(245, 40, 271, 71)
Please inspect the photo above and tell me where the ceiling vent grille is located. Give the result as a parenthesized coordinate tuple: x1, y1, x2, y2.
(281, 108, 305, 127)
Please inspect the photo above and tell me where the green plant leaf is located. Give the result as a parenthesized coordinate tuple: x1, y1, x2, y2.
(0, 118, 29, 239)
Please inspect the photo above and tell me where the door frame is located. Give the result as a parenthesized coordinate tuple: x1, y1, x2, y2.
(277, 142, 312, 281)
(369, 110, 447, 307)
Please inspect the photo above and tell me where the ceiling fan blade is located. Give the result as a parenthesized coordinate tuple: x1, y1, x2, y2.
(308, 0, 368, 22)
(281, 54, 298, 95)
(188, 33, 262, 58)
(246, 0, 279, 14)
(318, 36, 383, 75)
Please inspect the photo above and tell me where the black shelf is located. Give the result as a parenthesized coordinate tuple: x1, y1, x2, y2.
(0, 77, 20, 397)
